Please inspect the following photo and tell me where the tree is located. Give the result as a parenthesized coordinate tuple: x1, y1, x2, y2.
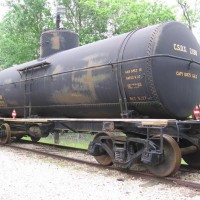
(56, 0, 111, 44)
(0, 0, 176, 68)
(57, 0, 176, 43)
(0, 0, 54, 68)
(177, 0, 200, 30)
(108, 0, 176, 34)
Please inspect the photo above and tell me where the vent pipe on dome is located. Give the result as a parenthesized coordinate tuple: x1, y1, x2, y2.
(40, 6, 79, 58)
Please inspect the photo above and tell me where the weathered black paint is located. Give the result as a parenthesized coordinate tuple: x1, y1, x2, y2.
(0, 21, 200, 119)
(40, 29, 79, 58)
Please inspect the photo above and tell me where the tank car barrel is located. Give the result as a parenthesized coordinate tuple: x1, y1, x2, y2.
(0, 21, 200, 119)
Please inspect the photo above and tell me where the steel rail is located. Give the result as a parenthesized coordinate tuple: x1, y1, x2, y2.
(15, 139, 87, 152)
(2, 142, 200, 191)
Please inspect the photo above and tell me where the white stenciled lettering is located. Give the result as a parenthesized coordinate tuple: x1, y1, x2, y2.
(174, 44, 187, 53)
(190, 48, 198, 56)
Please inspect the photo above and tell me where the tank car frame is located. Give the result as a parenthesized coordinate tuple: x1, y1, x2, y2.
(0, 116, 200, 177)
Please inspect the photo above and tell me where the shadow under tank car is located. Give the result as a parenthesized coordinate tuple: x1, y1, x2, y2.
(0, 21, 200, 177)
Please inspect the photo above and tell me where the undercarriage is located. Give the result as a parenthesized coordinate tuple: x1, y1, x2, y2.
(0, 117, 200, 177)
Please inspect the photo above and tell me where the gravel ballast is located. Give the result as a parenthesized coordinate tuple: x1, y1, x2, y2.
(0, 146, 200, 200)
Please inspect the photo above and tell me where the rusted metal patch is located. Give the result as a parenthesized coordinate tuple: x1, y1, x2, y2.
(51, 32, 60, 50)
(0, 95, 7, 107)
(52, 65, 63, 74)
(50, 66, 111, 104)
(103, 121, 115, 131)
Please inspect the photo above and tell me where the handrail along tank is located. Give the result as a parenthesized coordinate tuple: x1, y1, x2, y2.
(0, 21, 200, 119)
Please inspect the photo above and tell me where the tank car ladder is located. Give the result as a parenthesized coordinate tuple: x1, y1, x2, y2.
(23, 68, 32, 118)
(115, 29, 139, 118)
(18, 61, 51, 118)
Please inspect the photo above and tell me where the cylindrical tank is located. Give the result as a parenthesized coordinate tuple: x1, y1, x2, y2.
(40, 29, 79, 58)
(0, 21, 200, 119)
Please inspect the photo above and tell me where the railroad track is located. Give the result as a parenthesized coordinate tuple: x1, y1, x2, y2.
(2, 140, 200, 191)
(15, 139, 88, 152)
(179, 164, 200, 174)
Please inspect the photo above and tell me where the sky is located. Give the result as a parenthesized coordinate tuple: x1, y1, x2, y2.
(0, 3, 7, 21)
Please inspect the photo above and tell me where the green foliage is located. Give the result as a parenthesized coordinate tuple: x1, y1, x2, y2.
(0, 0, 54, 68)
(177, 0, 200, 30)
(57, 0, 111, 44)
(108, 0, 176, 34)
(0, 0, 176, 68)
(58, 0, 175, 43)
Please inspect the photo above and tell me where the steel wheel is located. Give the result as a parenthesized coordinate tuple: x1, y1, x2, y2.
(30, 136, 41, 142)
(29, 125, 41, 142)
(182, 150, 200, 168)
(93, 132, 113, 166)
(146, 135, 181, 177)
(0, 123, 11, 144)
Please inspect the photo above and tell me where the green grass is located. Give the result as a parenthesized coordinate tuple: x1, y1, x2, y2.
(22, 133, 93, 150)
(181, 159, 187, 165)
